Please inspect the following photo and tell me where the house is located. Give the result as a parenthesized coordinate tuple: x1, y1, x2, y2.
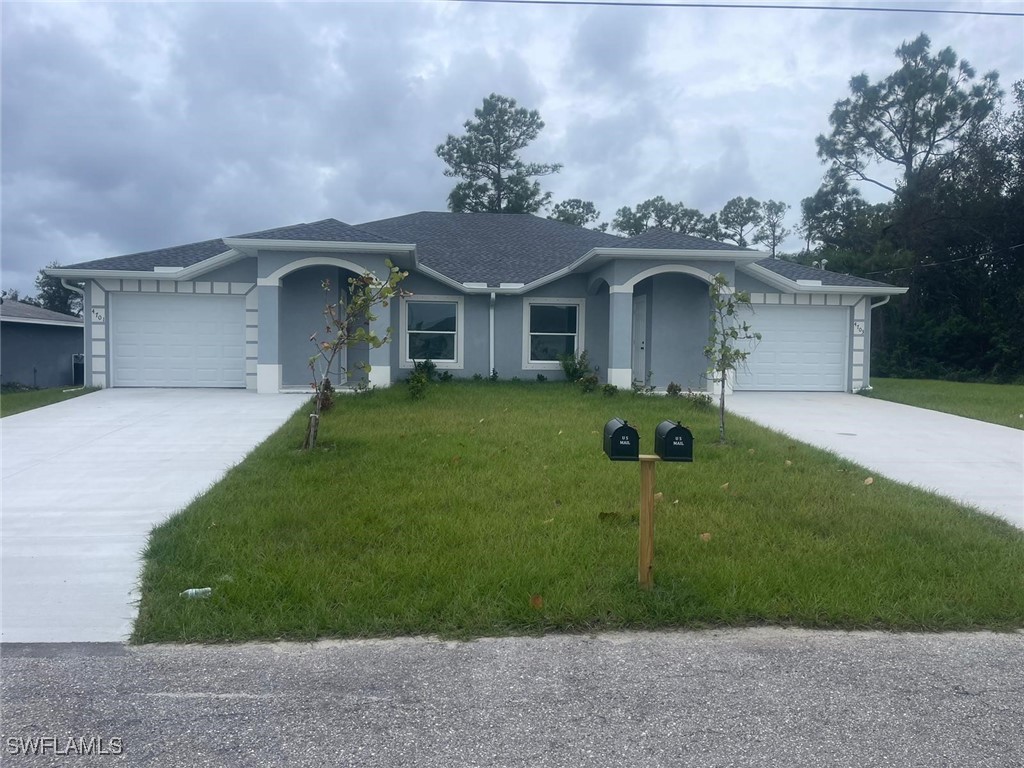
(46, 213, 906, 394)
(0, 301, 84, 389)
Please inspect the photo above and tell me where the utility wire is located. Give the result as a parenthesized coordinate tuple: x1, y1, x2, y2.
(863, 242, 1024, 276)
(446, 0, 1024, 18)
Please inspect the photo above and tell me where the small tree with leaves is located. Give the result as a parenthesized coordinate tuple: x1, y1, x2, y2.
(704, 273, 760, 442)
(304, 261, 407, 449)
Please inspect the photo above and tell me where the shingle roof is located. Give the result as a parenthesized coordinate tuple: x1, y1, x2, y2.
(754, 258, 896, 289)
(356, 212, 624, 285)
(616, 228, 755, 252)
(56, 212, 898, 291)
(0, 301, 83, 324)
(63, 219, 391, 271)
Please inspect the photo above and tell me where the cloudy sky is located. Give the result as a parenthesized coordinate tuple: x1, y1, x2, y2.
(2, 0, 1022, 296)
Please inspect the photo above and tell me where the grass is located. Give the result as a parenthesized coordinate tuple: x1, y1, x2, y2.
(865, 378, 1024, 430)
(0, 386, 98, 417)
(133, 381, 1024, 643)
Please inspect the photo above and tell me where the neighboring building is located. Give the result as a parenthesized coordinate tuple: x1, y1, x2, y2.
(0, 301, 84, 389)
(46, 213, 906, 393)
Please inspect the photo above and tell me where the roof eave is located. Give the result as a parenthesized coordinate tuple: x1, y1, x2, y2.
(0, 316, 83, 328)
(740, 263, 908, 295)
(46, 248, 248, 282)
(223, 237, 416, 257)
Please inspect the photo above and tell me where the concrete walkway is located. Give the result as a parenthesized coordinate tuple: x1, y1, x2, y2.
(727, 392, 1024, 529)
(1, 389, 305, 643)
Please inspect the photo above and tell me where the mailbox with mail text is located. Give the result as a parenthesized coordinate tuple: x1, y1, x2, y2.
(603, 418, 640, 461)
(654, 420, 694, 463)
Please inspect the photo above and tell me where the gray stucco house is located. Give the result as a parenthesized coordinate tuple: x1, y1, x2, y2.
(46, 212, 905, 394)
(0, 301, 84, 389)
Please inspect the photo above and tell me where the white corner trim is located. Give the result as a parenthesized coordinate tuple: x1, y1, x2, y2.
(607, 368, 632, 388)
(521, 297, 586, 371)
(257, 364, 282, 394)
(368, 365, 392, 388)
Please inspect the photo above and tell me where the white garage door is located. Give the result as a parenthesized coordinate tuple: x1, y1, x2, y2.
(735, 305, 849, 391)
(111, 293, 246, 387)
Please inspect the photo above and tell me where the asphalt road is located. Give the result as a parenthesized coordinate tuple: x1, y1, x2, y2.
(2, 629, 1022, 767)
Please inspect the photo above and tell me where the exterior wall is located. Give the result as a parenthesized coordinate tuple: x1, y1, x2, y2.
(496, 275, 590, 381)
(584, 286, 609, 382)
(84, 271, 258, 390)
(279, 267, 343, 388)
(648, 273, 710, 391)
(0, 322, 84, 389)
(257, 250, 395, 391)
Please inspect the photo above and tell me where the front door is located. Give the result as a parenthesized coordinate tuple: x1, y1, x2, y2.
(631, 294, 647, 386)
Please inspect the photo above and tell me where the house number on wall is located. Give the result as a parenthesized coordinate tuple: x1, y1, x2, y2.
(853, 321, 865, 334)
(92, 309, 104, 322)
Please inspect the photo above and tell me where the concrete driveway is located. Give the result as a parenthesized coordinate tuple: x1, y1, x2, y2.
(1, 389, 304, 643)
(727, 392, 1024, 529)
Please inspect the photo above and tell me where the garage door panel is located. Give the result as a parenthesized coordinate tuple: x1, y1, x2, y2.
(736, 305, 849, 392)
(111, 293, 246, 388)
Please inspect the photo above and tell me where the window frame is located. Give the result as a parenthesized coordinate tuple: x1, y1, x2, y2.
(521, 297, 586, 371)
(400, 295, 464, 370)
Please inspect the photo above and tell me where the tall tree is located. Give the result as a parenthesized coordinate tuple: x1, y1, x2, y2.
(611, 196, 717, 238)
(35, 262, 82, 316)
(753, 200, 791, 257)
(718, 196, 762, 247)
(548, 198, 601, 228)
(436, 94, 562, 214)
(816, 33, 1002, 196)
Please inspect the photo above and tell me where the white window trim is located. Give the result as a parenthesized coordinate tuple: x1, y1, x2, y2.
(521, 297, 586, 371)
(400, 295, 464, 370)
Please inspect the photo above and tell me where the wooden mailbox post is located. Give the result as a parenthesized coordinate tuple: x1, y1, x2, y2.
(604, 419, 693, 590)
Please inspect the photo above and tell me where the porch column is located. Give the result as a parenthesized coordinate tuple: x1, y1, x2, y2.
(367, 305, 392, 388)
(256, 283, 282, 393)
(607, 286, 633, 388)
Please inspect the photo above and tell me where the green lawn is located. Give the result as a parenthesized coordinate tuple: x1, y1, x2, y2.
(0, 386, 98, 417)
(133, 381, 1024, 643)
(865, 378, 1024, 429)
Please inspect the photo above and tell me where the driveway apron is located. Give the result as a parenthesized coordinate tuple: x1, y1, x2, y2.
(1, 389, 304, 643)
(727, 392, 1024, 529)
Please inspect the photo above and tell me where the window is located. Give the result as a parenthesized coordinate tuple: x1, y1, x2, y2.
(523, 299, 585, 369)
(401, 296, 463, 368)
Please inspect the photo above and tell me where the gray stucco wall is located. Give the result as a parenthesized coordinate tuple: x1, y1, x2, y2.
(279, 267, 343, 387)
(585, 287, 609, 382)
(647, 274, 710, 390)
(1, 322, 84, 389)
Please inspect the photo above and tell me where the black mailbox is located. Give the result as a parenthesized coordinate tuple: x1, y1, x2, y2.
(603, 418, 640, 461)
(654, 420, 693, 462)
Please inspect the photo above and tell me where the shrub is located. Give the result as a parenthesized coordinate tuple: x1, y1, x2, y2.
(558, 350, 593, 383)
(438, 371, 453, 383)
(413, 359, 437, 381)
(602, 383, 618, 397)
(666, 381, 682, 397)
(489, 368, 499, 382)
(578, 373, 599, 393)
(685, 388, 714, 409)
(407, 370, 430, 400)
(536, 374, 547, 383)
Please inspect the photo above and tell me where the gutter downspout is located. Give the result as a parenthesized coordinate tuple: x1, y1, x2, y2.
(61, 279, 87, 390)
(860, 296, 892, 392)
(489, 292, 496, 377)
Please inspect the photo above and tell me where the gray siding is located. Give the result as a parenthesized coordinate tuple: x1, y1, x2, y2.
(1, 322, 84, 389)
